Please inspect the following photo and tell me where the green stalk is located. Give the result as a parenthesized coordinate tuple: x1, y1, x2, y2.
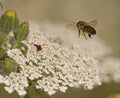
(19, 96, 25, 98)
(18, 84, 32, 98)
(18, 91, 30, 98)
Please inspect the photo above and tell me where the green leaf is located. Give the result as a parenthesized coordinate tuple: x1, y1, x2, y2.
(0, 48, 7, 59)
(12, 41, 28, 56)
(0, 32, 8, 46)
(20, 43, 28, 56)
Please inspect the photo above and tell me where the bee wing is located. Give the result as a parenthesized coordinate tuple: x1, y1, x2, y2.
(88, 20, 97, 28)
(66, 22, 77, 30)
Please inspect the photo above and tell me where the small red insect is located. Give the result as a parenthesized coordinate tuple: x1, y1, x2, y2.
(34, 44, 42, 52)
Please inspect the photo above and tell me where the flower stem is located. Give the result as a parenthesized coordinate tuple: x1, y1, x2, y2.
(18, 90, 30, 98)
(19, 96, 25, 98)
(18, 94, 29, 98)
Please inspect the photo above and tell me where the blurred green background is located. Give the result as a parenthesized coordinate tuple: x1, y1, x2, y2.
(0, 0, 120, 98)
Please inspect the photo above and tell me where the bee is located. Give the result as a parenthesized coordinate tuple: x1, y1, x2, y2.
(67, 20, 97, 40)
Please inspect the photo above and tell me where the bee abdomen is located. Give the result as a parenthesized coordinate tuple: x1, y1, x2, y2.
(83, 25, 96, 35)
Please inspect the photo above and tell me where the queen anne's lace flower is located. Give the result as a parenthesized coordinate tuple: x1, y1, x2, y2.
(0, 22, 120, 96)
(2, 72, 28, 96)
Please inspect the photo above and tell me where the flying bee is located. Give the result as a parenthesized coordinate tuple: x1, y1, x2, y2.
(67, 20, 97, 40)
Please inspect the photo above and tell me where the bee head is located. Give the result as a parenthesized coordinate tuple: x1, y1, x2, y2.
(76, 21, 86, 29)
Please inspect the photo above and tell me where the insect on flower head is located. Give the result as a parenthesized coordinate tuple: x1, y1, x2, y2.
(34, 44, 42, 52)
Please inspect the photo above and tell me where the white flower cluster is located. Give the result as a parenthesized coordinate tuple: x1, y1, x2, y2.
(0, 72, 28, 96)
(0, 21, 120, 96)
(39, 21, 120, 83)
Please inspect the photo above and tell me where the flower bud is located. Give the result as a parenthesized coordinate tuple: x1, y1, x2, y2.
(14, 21, 29, 41)
(0, 10, 19, 33)
(3, 58, 18, 74)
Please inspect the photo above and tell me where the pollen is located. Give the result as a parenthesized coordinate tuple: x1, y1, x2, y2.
(80, 29, 84, 35)
(6, 10, 16, 18)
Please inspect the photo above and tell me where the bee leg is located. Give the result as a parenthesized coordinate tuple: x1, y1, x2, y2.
(88, 34, 92, 39)
(78, 29, 81, 38)
(83, 32, 87, 40)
